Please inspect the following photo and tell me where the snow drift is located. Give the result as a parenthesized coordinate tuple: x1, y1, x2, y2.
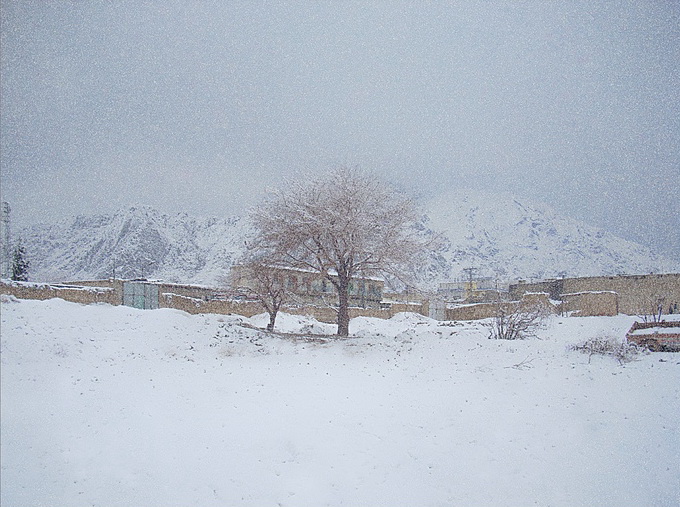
(1, 297, 679, 506)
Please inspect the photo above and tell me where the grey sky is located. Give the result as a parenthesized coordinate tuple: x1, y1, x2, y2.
(2, 1, 679, 260)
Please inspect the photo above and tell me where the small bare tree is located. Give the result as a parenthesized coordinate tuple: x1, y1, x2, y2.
(489, 297, 547, 340)
(250, 167, 435, 336)
(233, 260, 288, 332)
(637, 294, 666, 324)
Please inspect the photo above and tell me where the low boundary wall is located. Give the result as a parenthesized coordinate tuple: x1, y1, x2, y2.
(560, 291, 618, 317)
(446, 293, 557, 321)
(2, 280, 429, 322)
(510, 273, 680, 316)
(160, 292, 427, 323)
(1, 280, 118, 305)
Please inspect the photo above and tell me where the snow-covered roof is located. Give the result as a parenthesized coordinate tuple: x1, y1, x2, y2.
(629, 327, 680, 336)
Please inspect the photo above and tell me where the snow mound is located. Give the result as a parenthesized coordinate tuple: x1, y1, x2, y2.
(248, 312, 336, 335)
(2, 297, 679, 507)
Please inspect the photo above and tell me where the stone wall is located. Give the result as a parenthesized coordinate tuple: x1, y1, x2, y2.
(560, 291, 618, 317)
(288, 303, 426, 323)
(286, 305, 384, 323)
(446, 293, 557, 321)
(0, 280, 118, 306)
(446, 302, 498, 321)
(156, 283, 218, 301)
(510, 273, 680, 316)
(159, 292, 428, 323)
(63, 279, 124, 304)
(160, 293, 263, 317)
(2, 277, 429, 323)
(2, 278, 429, 322)
(509, 279, 563, 300)
(562, 274, 680, 316)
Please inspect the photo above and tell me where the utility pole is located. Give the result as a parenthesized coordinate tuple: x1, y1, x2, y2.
(462, 267, 476, 291)
(462, 267, 476, 301)
(1, 202, 10, 278)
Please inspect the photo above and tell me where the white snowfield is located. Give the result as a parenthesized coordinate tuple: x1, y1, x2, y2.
(1, 297, 678, 507)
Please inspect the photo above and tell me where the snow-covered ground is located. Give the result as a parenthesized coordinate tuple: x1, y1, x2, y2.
(1, 296, 678, 507)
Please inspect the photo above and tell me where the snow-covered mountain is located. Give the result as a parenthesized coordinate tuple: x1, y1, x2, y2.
(19, 206, 249, 285)
(17, 191, 680, 286)
(423, 189, 680, 282)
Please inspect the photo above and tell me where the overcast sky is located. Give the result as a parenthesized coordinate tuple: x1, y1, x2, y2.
(1, 1, 679, 260)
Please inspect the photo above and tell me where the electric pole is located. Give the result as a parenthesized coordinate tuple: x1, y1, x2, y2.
(1, 202, 10, 278)
(462, 267, 476, 291)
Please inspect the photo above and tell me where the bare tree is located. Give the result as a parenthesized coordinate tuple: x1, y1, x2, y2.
(637, 294, 666, 324)
(250, 167, 434, 336)
(232, 260, 288, 332)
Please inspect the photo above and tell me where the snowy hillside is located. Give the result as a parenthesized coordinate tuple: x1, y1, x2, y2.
(424, 189, 680, 282)
(1, 296, 678, 506)
(19, 206, 249, 285)
(17, 192, 680, 286)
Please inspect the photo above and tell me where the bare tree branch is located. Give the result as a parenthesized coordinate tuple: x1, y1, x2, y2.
(249, 167, 435, 336)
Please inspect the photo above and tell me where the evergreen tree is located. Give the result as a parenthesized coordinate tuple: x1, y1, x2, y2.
(11, 241, 29, 281)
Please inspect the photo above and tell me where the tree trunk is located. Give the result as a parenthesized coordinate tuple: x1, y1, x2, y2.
(336, 277, 350, 337)
(267, 311, 277, 332)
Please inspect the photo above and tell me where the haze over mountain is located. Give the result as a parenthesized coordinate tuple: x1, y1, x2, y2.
(426, 189, 680, 282)
(13, 190, 679, 288)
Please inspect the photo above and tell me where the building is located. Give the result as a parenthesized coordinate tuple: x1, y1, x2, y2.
(229, 265, 384, 309)
(438, 277, 505, 304)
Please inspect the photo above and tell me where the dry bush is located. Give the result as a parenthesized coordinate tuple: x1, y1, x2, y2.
(488, 300, 547, 340)
(569, 335, 643, 364)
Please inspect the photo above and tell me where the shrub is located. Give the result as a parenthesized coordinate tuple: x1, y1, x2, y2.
(488, 300, 547, 340)
(569, 335, 643, 364)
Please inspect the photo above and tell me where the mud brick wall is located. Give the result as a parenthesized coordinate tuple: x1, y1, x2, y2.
(0, 281, 118, 306)
(160, 293, 263, 317)
(446, 302, 500, 321)
(561, 274, 679, 315)
(445, 293, 557, 321)
(510, 273, 680, 316)
(560, 291, 618, 317)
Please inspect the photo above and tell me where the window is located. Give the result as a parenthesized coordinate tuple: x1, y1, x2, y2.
(287, 275, 297, 291)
